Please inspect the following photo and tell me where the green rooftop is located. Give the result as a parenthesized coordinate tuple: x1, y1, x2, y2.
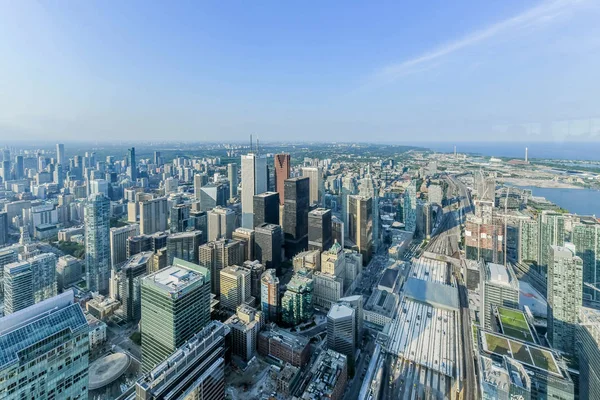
(497, 307, 534, 343)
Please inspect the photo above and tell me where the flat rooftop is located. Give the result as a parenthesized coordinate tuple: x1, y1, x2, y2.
(259, 325, 310, 349)
(404, 278, 459, 311)
(328, 303, 354, 320)
(486, 263, 511, 286)
(143, 258, 208, 294)
(411, 257, 452, 286)
(496, 307, 534, 343)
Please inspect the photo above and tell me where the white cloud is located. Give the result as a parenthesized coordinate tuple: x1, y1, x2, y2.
(371, 0, 586, 84)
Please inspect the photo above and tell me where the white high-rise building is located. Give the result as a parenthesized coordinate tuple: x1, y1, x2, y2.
(90, 179, 109, 198)
(56, 143, 65, 165)
(241, 153, 267, 229)
(301, 166, 323, 206)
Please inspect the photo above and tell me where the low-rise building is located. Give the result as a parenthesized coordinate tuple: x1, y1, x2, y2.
(257, 324, 311, 367)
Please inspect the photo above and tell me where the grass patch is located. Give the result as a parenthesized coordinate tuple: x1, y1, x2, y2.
(498, 307, 533, 342)
(529, 347, 559, 374)
(509, 341, 532, 365)
(484, 333, 511, 357)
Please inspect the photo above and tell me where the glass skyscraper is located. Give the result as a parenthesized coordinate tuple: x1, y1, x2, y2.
(85, 193, 111, 294)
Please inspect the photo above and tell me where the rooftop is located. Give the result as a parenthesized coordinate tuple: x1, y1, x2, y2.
(143, 258, 209, 294)
(328, 303, 354, 320)
(259, 324, 310, 349)
(496, 307, 534, 343)
(404, 278, 460, 311)
(485, 262, 517, 288)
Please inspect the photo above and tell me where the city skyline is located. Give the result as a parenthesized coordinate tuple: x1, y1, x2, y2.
(2, 1, 600, 142)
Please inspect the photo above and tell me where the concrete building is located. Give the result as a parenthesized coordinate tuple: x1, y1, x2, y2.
(241, 153, 268, 228)
(110, 223, 140, 269)
(578, 307, 600, 400)
(254, 223, 282, 274)
(573, 222, 600, 304)
(327, 303, 356, 360)
(166, 230, 203, 265)
(348, 195, 373, 265)
(261, 269, 280, 322)
(283, 177, 310, 257)
(232, 227, 255, 261)
(227, 162, 238, 200)
(56, 255, 84, 291)
(131, 321, 229, 400)
(224, 304, 264, 361)
(258, 324, 311, 367)
(294, 249, 321, 272)
(299, 349, 347, 400)
(308, 207, 333, 252)
(207, 206, 235, 241)
(403, 180, 417, 233)
(0, 292, 89, 400)
(240, 259, 264, 301)
(547, 244, 583, 355)
(481, 262, 520, 330)
(253, 191, 279, 227)
(274, 153, 290, 206)
(85, 193, 111, 294)
(198, 239, 244, 295)
(313, 271, 344, 310)
(140, 258, 212, 372)
(282, 273, 314, 325)
(219, 265, 251, 311)
(139, 197, 168, 235)
(301, 166, 323, 205)
(119, 252, 152, 321)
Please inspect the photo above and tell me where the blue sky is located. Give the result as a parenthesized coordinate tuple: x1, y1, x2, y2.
(1, 0, 600, 143)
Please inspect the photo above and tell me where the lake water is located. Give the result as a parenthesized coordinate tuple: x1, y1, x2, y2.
(515, 186, 600, 217)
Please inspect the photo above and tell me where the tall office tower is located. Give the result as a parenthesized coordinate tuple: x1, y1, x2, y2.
(228, 162, 238, 199)
(301, 166, 323, 205)
(283, 177, 310, 258)
(225, 304, 264, 361)
(4, 262, 33, 314)
(261, 269, 280, 322)
(573, 222, 600, 304)
(56, 255, 84, 292)
(519, 219, 540, 263)
(233, 227, 255, 261)
(577, 307, 600, 399)
(128, 147, 137, 181)
(327, 303, 356, 361)
(132, 321, 229, 400)
(538, 212, 566, 271)
(219, 265, 251, 311)
(253, 191, 280, 227)
(193, 173, 208, 199)
(403, 180, 417, 233)
(241, 153, 267, 228)
(415, 200, 433, 240)
(14, 155, 24, 179)
(141, 258, 211, 373)
(1, 160, 11, 183)
(127, 234, 153, 258)
(547, 244, 583, 355)
(199, 183, 229, 211)
(240, 259, 265, 301)
(163, 177, 179, 195)
(27, 253, 57, 303)
(254, 223, 283, 274)
(119, 252, 152, 321)
(56, 143, 65, 165)
(331, 215, 344, 249)
(166, 230, 203, 265)
(207, 206, 236, 241)
(348, 195, 373, 265)
(274, 153, 290, 206)
(198, 239, 245, 295)
(110, 224, 140, 269)
(139, 197, 168, 234)
(0, 292, 89, 400)
(313, 271, 344, 309)
(339, 295, 363, 344)
(281, 273, 314, 325)
(153, 150, 161, 165)
(0, 246, 18, 301)
(480, 262, 520, 330)
(0, 211, 7, 246)
(308, 208, 332, 252)
(85, 193, 111, 294)
(169, 203, 190, 233)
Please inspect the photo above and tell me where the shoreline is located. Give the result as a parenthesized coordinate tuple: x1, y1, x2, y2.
(499, 178, 583, 190)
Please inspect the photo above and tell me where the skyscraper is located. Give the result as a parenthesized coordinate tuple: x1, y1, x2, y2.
(119, 251, 152, 321)
(56, 143, 65, 165)
(281, 273, 314, 325)
(193, 173, 208, 200)
(232, 227, 255, 261)
(85, 193, 111, 294)
(241, 153, 268, 228)
(240, 259, 265, 301)
(348, 195, 373, 265)
(261, 269, 280, 322)
(198, 239, 245, 295)
(0, 291, 89, 400)
(547, 244, 583, 355)
(572, 222, 600, 303)
(207, 206, 236, 241)
(301, 166, 323, 205)
(403, 180, 417, 233)
(0, 211, 7, 247)
(274, 153, 290, 206)
(327, 303, 356, 360)
(480, 262, 520, 330)
(128, 147, 137, 181)
(199, 182, 229, 211)
(253, 191, 280, 227)
(3, 262, 34, 314)
(308, 208, 333, 252)
(228, 162, 238, 200)
(139, 197, 169, 234)
(141, 258, 212, 372)
(166, 230, 203, 265)
(14, 155, 24, 180)
(283, 177, 310, 258)
(110, 224, 140, 269)
(254, 223, 283, 274)
(219, 265, 251, 311)
(577, 307, 600, 400)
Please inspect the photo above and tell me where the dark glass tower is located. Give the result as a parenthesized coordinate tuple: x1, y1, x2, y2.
(308, 208, 333, 252)
(283, 177, 310, 258)
(253, 191, 280, 228)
